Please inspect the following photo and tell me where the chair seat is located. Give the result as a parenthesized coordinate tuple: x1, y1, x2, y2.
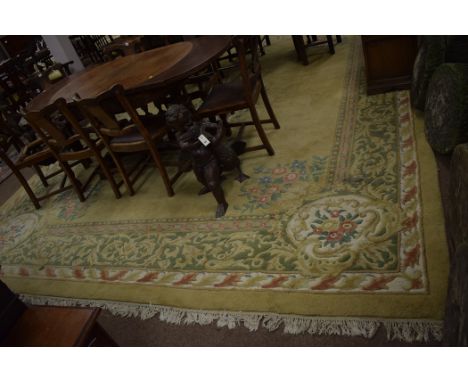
(109, 124, 167, 152)
(197, 76, 261, 116)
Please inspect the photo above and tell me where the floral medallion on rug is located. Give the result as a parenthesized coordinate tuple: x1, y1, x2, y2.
(0, 37, 448, 342)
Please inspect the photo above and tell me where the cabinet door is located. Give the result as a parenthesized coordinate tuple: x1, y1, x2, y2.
(362, 36, 418, 95)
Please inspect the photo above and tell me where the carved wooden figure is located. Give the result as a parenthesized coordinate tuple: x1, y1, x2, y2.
(166, 105, 249, 217)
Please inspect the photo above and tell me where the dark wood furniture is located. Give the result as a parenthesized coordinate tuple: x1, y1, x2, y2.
(79, 84, 177, 197)
(0, 279, 26, 341)
(1, 59, 35, 113)
(361, 36, 418, 95)
(197, 36, 279, 156)
(140, 36, 185, 51)
(443, 242, 468, 346)
(3, 306, 117, 346)
(69, 36, 114, 66)
(292, 35, 342, 65)
(0, 280, 116, 346)
(444, 143, 468, 345)
(102, 36, 143, 61)
(25, 100, 117, 203)
(26, 36, 233, 113)
(0, 117, 72, 209)
(259, 35, 271, 53)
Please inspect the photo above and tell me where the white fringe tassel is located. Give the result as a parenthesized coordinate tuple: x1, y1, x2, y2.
(20, 294, 442, 343)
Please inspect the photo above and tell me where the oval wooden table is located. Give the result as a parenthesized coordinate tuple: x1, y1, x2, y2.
(26, 36, 233, 112)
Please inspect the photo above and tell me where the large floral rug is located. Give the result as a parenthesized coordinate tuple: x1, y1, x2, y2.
(0, 37, 448, 341)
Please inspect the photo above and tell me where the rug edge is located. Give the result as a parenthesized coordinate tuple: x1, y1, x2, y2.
(20, 293, 442, 344)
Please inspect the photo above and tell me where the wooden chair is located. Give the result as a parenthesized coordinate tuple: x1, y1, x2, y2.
(140, 35, 185, 51)
(196, 36, 279, 156)
(25, 99, 120, 203)
(292, 35, 342, 65)
(102, 37, 143, 61)
(69, 36, 113, 66)
(258, 35, 271, 56)
(55, 99, 122, 199)
(0, 120, 70, 209)
(216, 35, 270, 65)
(78, 84, 177, 197)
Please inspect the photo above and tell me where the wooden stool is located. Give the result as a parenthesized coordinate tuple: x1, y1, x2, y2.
(2, 305, 117, 347)
(291, 35, 342, 65)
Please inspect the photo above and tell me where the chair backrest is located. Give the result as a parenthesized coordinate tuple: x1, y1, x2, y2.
(77, 84, 155, 142)
(25, 103, 71, 150)
(232, 36, 262, 101)
(24, 99, 93, 153)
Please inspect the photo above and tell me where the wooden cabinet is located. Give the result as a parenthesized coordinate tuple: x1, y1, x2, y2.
(2, 305, 117, 346)
(361, 36, 418, 95)
(0, 280, 117, 346)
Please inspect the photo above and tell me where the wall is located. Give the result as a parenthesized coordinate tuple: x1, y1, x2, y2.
(42, 35, 84, 73)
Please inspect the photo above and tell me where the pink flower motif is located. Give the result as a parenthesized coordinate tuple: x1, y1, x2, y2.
(268, 185, 280, 194)
(327, 230, 343, 242)
(249, 187, 259, 194)
(330, 210, 341, 218)
(258, 195, 270, 204)
(283, 173, 298, 182)
(272, 167, 287, 175)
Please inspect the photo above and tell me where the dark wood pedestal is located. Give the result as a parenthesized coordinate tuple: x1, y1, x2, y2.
(361, 36, 418, 95)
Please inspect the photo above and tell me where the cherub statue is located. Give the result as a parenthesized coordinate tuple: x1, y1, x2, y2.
(165, 104, 249, 218)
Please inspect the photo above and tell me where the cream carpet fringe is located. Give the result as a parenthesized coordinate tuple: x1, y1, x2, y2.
(20, 294, 443, 343)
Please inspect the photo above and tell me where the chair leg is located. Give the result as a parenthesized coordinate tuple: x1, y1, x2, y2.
(0, 151, 40, 209)
(220, 114, 232, 137)
(249, 105, 275, 156)
(291, 36, 308, 65)
(326, 35, 335, 54)
(95, 154, 121, 199)
(257, 36, 265, 56)
(111, 152, 135, 196)
(336, 35, 342, 43)
(60, 161, 86, 202)
(14, 167, 41, 209)
(260, 82, 281, 130)
(311, 35, 318, 42)
(33, 165, 49, 187)
(148, 145, 175, 197)
(264, 35, 271, 46)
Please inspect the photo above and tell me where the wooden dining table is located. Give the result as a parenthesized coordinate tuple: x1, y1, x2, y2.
(26, 36, 233, 112)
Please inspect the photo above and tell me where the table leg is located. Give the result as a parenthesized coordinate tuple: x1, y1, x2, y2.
(292, 36, 309, 65)
(326, 35, 335, 54)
